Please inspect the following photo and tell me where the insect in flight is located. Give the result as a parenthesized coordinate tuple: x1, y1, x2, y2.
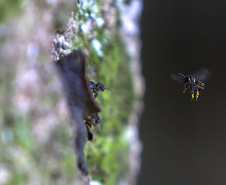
(171, 68, 210, 101)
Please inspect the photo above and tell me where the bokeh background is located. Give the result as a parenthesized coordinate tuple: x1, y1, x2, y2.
(139, 0, 226, 184)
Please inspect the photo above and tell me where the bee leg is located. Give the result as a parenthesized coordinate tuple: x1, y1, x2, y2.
(191, 86, 195, 100)
(183, 82, 188, 93)
(94, 91, 99, 98)
(191, 91, 194, 100)
(195, 87, 199, 101)
(183, 87, 187, 93)
(91, 90, 98, 98)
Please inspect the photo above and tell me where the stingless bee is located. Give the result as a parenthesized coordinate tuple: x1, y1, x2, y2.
(84, 81, 112, 141)
(171, 68, 210, 101)
(84, 113, 100, 141)
(89, 81, 112, 98)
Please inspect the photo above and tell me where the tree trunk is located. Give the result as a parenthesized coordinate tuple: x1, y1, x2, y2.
(0, 0, 144, 184)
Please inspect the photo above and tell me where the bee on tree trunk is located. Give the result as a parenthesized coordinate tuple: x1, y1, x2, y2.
(89, 81, 112, 98)
(84, 81, 112, 141)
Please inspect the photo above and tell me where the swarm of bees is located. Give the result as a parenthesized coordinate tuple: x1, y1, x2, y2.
(171, 68, 210, 101)
(84, 81, 111, 141)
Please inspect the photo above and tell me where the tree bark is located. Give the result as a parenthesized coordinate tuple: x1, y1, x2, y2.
(0, 0, 144, 184)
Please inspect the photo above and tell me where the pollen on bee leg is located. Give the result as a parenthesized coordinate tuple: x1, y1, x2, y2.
(191, 93, 194, 99)
(197, 91, 199, 96)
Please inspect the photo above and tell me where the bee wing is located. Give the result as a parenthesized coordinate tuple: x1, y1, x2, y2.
(89, 81, 96, 89)
(171, 73, 185, 83)
(193, 68, 210, 82)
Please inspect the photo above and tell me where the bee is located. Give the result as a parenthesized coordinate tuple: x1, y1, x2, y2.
(84, 113, 100, 141)
(89, 81, 112, 98)
(171, 68, 210, 101)
(84, 80, 111, 141)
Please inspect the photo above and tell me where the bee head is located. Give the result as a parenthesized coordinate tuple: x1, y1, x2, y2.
(200, 82, 205, 89)
(197, 81, 205, 89)
(96, 82, 105, 91)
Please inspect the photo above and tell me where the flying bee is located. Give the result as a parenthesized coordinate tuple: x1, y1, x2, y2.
(89, 81, 112, 98)
(171, 68, 210, 101)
